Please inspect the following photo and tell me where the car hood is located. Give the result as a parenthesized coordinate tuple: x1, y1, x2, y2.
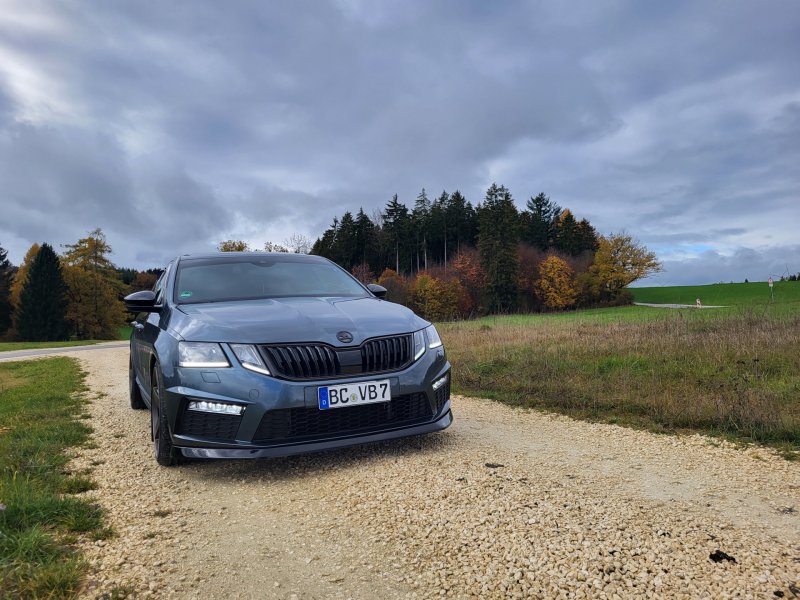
(172, 296, 427, 346)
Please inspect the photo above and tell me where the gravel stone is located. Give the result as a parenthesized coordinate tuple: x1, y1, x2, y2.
(4, 347, 797, 599)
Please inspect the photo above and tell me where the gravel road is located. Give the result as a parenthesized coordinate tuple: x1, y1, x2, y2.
(20, 347, 800, 598)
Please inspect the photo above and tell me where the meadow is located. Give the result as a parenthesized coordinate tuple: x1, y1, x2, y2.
(0, 358, 109, 598)
(441, 281, 800, 454)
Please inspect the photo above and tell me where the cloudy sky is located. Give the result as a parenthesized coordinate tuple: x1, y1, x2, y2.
(1, 1, 798, 285)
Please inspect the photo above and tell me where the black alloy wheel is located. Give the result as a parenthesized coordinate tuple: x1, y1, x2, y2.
(150, 363, 179, 466)
(129, 358, 146, 409)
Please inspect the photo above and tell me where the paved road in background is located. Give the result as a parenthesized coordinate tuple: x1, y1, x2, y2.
(0, 341, 128, 361)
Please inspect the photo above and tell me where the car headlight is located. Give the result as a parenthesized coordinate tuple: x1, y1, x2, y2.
(177, 342, 230, 368)
(413, 329, 426, 360)
(425, 325, 443, 349)
(229, 344, 271, 375)
(413, 325, 444, 360)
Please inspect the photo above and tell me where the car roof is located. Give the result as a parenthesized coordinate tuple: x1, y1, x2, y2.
(177, 252, 326, 263)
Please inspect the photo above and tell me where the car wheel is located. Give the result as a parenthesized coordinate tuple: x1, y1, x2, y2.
(129, 358, 146, 409)
(151, 363, 179, 466)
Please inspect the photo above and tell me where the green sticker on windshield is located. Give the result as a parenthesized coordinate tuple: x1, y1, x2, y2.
(180, 290, 193, 298)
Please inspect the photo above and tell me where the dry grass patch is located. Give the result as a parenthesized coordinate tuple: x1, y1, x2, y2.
(442, 309, 800, 449)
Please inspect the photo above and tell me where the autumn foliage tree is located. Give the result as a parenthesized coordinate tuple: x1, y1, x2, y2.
(590, 233, 662, 295)
(218, 240, 250, 252)
(410, 273, 463, 321)
(62, 229, 127, 339)
(537, 256, 578, 310)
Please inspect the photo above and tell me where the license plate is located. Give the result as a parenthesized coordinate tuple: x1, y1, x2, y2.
(318, 379, 391, 410)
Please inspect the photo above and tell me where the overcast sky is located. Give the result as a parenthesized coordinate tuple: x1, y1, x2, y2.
(1, 1, 798, 285)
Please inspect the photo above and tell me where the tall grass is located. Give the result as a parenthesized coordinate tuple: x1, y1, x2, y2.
(441, 307, 800, 450)
(0, 358, 106, 598)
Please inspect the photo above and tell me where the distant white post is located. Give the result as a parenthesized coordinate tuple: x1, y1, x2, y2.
(768, 277, 774, 302)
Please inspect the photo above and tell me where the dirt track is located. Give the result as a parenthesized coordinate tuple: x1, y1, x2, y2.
(12, 347, 799, 598)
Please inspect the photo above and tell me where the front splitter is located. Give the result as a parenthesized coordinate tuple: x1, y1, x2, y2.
(178, 409, 453, 459)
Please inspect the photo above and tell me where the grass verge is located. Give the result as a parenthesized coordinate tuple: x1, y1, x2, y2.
(441, 306, 800, 454)
(0, 357, 105, 598)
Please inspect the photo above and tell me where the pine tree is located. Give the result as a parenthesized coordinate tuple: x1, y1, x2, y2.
(16, 243, 69, 341)
(353, 208, 379, 270)
(554, 209, 582, 255)
(383, 195, 411, 274)
(446, 191, 477, 253)
(0, 244, 14, 336)
(522, 193, 561, 251)
(336, 212, 357, 269)
(478, 183, 519, 313)
(576, 218, 599, 253)
(412, 188, 431, 272)
(428, 191, 449, 266)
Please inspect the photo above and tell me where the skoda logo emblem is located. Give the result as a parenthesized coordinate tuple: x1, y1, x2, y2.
(336, 331, 354, 344)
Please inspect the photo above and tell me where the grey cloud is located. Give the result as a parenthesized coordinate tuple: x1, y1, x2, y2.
(643, 245, 800, 287)
(0, 0, 798, 284)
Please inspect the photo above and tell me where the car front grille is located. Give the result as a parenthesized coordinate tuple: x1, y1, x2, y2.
(252, 392, 432, 443)
(177, 408, 242, 440)
(260, 344, 340, 379)
(259, 334, 413, 380)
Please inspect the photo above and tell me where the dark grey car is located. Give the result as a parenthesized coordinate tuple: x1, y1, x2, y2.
(125, 252, 452, 465)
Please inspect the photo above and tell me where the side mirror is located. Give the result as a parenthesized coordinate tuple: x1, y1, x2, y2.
(124, 290, 161, 313)
(367, 283, 387, 299)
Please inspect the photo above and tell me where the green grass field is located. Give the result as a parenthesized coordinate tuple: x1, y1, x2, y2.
(0, 358, 109, 598)
(632, 280, 800, 307)
(441, 281, 800, 455)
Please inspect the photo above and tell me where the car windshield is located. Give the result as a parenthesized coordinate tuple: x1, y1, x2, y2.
(174, 256, 368, 303)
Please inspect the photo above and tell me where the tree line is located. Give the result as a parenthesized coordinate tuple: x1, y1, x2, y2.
(310, 183, 661, 319)
(0, 186, 661, 340)
(0, 230, 161, 342)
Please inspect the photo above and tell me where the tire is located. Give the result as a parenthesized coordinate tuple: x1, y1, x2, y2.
(150, 363, 179, 466)
(129, 358, 146, 409)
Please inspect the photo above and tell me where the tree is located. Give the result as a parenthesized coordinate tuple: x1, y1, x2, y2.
(264, 241, 290, 252)
(590, 233, 662, 293)
(410, 273, 462, 321)
(451, 247, 486, 315)
(553, 209, 582, 256)
(130, 270, 159, 292)
(0, 244, 14, 336)
(282, 233, 312, 254)
(411, 188, 431, 272)
(10, 243, 40, 311)
(353, 208, 379, 270)
(377, 268, 412, 306)
(522, 193, 561, 251)
(62, 229, 127, 339)
(218, 240, 250, 252)
(16, 244, 69, 341)
(478, 183, 519, 312)
(576, 218, 599, 253)
(537, 256, 578, 310)
(351, 263, 374, 284)
(383, 195, 411, 274)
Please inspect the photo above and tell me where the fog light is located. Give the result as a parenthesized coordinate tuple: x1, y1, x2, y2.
(187, 400, 244, 415)
(432, 373, 449, 391)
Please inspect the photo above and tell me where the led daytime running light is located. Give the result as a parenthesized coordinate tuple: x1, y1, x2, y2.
(187, 400, 244, 415)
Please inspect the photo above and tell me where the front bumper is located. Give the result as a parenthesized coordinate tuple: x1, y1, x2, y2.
(161, 342, 452, 459)
(179, 408, 452, 459)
